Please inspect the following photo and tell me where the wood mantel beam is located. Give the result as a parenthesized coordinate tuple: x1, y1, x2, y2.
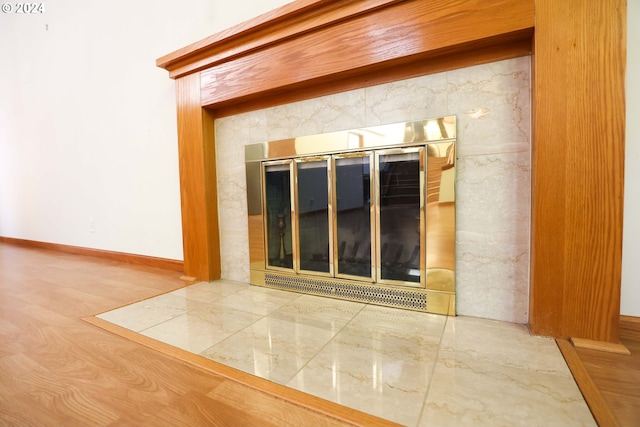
(157, 0, 534, 81)
(157, 0, 409, 79)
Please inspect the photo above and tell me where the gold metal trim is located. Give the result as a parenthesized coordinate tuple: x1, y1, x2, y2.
(291, 159, 299, 273)
(245, 117, 456, 162)
(246, 116, 457, 316)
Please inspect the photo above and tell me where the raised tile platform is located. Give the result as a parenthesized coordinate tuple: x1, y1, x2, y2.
(97, 280, 594, 426)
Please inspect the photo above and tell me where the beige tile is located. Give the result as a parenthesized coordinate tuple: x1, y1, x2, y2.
(287, 323, 441, 426)
(209, 285, 299, 316)
(168, 280, 247, 302)
(200, 316, 336, 383)
(262, 89, 366, 139)
(420, 356, 595, 427)
(269, 294, 365, 331)
(96, 293, 208, 332)
(419, 316, 595, 427)
(448, 56, 531, 154)
(455, 151, 531, 323)
(347, 304, 447, 338)
(438, 317, 570, 374)
(364, 72, 448, 126)
(140, 305, 263, 354)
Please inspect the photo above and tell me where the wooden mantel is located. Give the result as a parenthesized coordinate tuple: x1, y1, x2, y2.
(157, 0, 626, 343)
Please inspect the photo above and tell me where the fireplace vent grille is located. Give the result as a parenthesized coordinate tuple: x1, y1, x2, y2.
(264, 273, 428, 311)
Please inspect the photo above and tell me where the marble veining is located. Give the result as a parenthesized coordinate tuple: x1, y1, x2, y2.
(215, 56, 532, 324)
(201, 315, 338, 384)
(140, 305, 263, 354)
(96, 292, 209, 332)
(97, 281, 594, 427)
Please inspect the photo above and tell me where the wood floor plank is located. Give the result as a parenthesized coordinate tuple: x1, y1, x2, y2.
(206, 380, 352, 427)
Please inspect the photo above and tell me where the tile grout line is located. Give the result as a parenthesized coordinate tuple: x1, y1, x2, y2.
(194, 287, 305, 359)
(280, 300, 370, 387)
(413, 314, 451, 427)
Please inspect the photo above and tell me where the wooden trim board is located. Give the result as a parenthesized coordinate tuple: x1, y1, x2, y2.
(620, 315, 640, 341)
(556, 339, 621, 427)
(529, 0, 626, 343)
(174, 74, 220, 280)
(570, 337, 631, 356)
(0, 236, 184, 272)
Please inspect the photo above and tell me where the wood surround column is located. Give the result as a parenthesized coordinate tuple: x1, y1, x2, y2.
(175, 74, 220, 280)
(159, 0, 627, 343)
(530, 0, 626, 342)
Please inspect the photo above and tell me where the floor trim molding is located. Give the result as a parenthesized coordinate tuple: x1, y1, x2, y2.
(556, 339, 621, 427)
(570, 337, 631, 355)
(0, 236, 184, 272)
(82, 316, 400, 427)
(620, 315, 640, 341)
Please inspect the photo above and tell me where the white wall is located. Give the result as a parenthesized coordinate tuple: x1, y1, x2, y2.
(621, 0, 640, 317)
(0, 0, 290, 260)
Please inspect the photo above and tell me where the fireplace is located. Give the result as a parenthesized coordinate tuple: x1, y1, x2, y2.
(244, 117, 456, 314)
(158, 0, 625, 341)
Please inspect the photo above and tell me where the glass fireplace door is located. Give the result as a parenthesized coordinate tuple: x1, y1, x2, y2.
(334, 153, 374, 280)
(263, 161, 294, 270)
(295, 157, 332, 275)
(263, 150, 427, 285)
(247, 116, 456, 315)
(376, 148, 425, 285)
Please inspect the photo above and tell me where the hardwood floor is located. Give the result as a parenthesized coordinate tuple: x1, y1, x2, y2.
(0, 243, 394, 426)
(574, 334, 640, 427)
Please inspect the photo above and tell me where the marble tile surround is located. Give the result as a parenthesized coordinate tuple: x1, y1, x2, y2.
(97, 281, 594, 426)
(215, 56, 531, 323)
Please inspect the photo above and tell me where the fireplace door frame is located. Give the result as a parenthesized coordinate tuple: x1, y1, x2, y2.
(246, 118, 456, 314)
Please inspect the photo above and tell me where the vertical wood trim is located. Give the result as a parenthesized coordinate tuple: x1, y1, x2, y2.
(175, 74, 220, 280)
(531, 0, 626, 341)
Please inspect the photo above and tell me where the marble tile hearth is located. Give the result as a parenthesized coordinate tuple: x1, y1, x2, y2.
(97, 280, 595, 426)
